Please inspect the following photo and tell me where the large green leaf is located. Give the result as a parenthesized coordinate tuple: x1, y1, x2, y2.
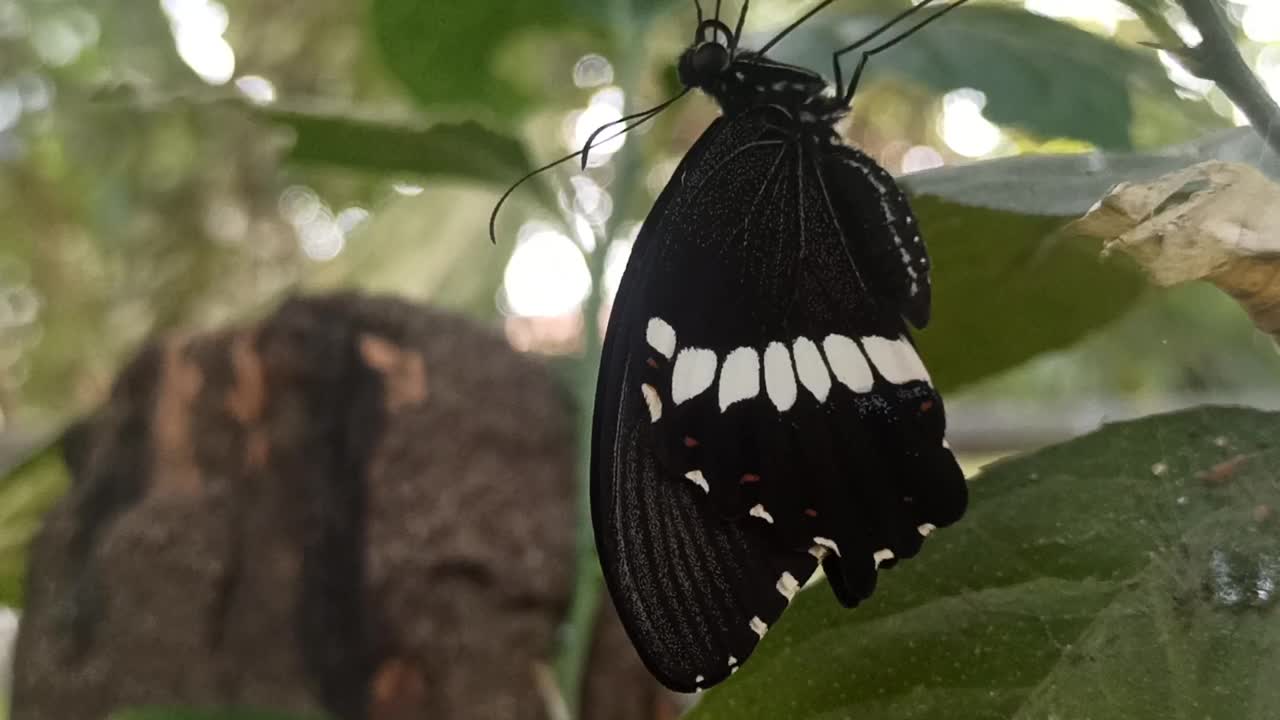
(772, 3, 1222, 149)
(371, 0, 581, 114)
(905, 127, 1280, 217)
(912, 201, 1141, 391)
(902, 127, 1279, 389)
(0, 435, 72, 608)
(689, 406, 1280, 719)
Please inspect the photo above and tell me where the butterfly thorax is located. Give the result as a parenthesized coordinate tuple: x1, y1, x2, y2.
(678, 42, 848, 135)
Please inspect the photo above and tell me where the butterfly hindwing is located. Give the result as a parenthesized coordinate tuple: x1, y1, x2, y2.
(592, 107, 967, 690)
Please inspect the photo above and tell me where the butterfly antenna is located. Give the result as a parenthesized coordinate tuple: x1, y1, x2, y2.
(758, 0, 942, 55)
(731, 0, 749, 52)
(489, 88, 691, 244)
(579, 88, 691, 169)
(489, 152, 587, 244)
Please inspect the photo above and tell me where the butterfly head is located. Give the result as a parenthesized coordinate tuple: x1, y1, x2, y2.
(678, 19, 734, 91)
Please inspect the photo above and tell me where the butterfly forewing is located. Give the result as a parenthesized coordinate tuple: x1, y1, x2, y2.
(593, 107, 967, 690)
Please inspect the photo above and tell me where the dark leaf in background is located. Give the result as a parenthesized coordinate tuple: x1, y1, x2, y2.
(260, 105, 555, 212)
(566, 0, 688, 25)
(770, 3, 1223, 149)
(371, 0, 580, 115)
(689, 406, 1280, 719)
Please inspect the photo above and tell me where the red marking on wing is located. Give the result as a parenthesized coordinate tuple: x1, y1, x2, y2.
(740, 473, 761, 484)
(683, 436, 700, 448)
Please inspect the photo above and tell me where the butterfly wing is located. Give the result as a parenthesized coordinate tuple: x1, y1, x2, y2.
(592, 108, 966, 692)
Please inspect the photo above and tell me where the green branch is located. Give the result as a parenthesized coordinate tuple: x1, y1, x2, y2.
(1176, 0, 1280, 158)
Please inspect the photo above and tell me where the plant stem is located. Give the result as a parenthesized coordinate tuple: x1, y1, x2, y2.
(1177, 0, 1280, 158)
(555, 4, 649, 716)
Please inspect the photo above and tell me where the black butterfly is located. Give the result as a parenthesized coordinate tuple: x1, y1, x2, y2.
(491, 0, 971, 695)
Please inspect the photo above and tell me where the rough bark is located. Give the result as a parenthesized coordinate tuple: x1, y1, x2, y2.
(12, 292, 672, 720)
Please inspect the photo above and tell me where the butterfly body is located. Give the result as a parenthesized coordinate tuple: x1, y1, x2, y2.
(589, 8, 967, 694)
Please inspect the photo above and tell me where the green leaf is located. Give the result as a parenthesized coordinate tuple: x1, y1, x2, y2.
(689, 406, 1280, 719)
(370, 0, 580, 114)
(912, 201, 1142, 391)
(111, 707, 327, 720)
(566, 0, 687, 24)
(904, 127, 1280, 217)
(257, 106, 550, 207)
(902, 127, 1279, 389)
(775, 3, 1222, 149)
(0, 435, 72, 608)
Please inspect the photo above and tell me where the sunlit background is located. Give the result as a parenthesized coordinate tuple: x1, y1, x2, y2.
(2, 0, 1280, 703)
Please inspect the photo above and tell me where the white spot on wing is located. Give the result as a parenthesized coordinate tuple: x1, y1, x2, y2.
(776, 571, 800, 601)
(863, 335, 930, 384)
(823, 334, 873, 392)
(918, 523, 936, 537)
(718, 347, 760, 411)
(640, 384, 662, 422)
(685, 470, 709, 494)
(942, 438, 951, 450)
(728, 655, 738, 667)
(695, 674, 705, 684)
(792, 337, 831, 402)
(749, 616, 768, 638)
(814, 536, 841, 557)
(749, 503, 774, 524)
(763, 341, 797, 411)
(873, 549, 895, 568)
(672, 347, 717, 404)
(645, 317, 676, 359)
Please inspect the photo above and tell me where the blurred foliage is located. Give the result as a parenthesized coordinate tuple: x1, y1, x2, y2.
(0, 0, 1269, 433)
(2, 0, 1280, 714)
(691, 406, 1280, 719)
(777, 3, 1222, 150)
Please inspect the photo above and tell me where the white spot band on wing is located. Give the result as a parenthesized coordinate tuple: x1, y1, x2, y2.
(749, 503, 774, 524)
(645, 317, 677, 359)
(873, 548, 895, 568)
(814, 536, 841, 557)
(776, 571, 800, 601)
(749, 616, 768, 638)
(763, 341, 797, 411)
(862, 335, 930, 385)
(718, 347, 760, 411)
(640, 384, 661, 423)
(685, 470, 709, 494)
(671, 347, 717, 404)
(823, 334, 873, 392)
(792, 337, 831, 402)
